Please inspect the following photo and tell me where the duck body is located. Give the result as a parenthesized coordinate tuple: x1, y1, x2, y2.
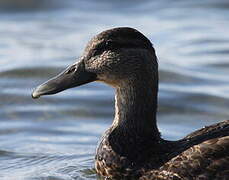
(32, 27, 229, 180)
(95, 120, 229, 179)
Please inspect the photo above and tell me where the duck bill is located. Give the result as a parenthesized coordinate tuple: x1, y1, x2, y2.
(32, 61, 96, 99)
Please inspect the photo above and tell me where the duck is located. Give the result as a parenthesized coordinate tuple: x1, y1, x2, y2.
(32, 27, 229, 180)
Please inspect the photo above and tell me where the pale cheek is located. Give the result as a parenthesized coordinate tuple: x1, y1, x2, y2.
(87, 58, 103, 71)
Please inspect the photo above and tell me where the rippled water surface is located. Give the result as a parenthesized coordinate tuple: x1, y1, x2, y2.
(0, 0, 229, 179)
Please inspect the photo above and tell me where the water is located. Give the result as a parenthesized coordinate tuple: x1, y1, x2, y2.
(0, 0, 229, 179)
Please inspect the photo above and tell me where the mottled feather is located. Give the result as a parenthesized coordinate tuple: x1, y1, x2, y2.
(141, 136, 229, 180)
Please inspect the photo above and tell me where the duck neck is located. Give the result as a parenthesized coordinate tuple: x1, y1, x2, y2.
(112, 76, 160, 140)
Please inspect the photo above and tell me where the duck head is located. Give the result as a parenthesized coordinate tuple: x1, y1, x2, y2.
(32, 27, 157, 98)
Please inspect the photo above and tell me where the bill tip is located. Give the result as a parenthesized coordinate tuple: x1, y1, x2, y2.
(31, 91, 40, 99)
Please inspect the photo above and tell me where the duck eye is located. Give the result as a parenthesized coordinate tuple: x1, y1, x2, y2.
(105, 40, 112, 47)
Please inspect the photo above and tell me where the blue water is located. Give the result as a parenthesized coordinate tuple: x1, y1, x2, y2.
(0, 0, 229, 179)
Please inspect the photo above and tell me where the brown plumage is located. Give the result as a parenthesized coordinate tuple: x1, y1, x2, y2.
(32, 27, 229, 180)
(140, 127, 229, 180)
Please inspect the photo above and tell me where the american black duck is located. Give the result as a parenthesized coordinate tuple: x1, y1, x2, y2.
(32, 27, 229, 180)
